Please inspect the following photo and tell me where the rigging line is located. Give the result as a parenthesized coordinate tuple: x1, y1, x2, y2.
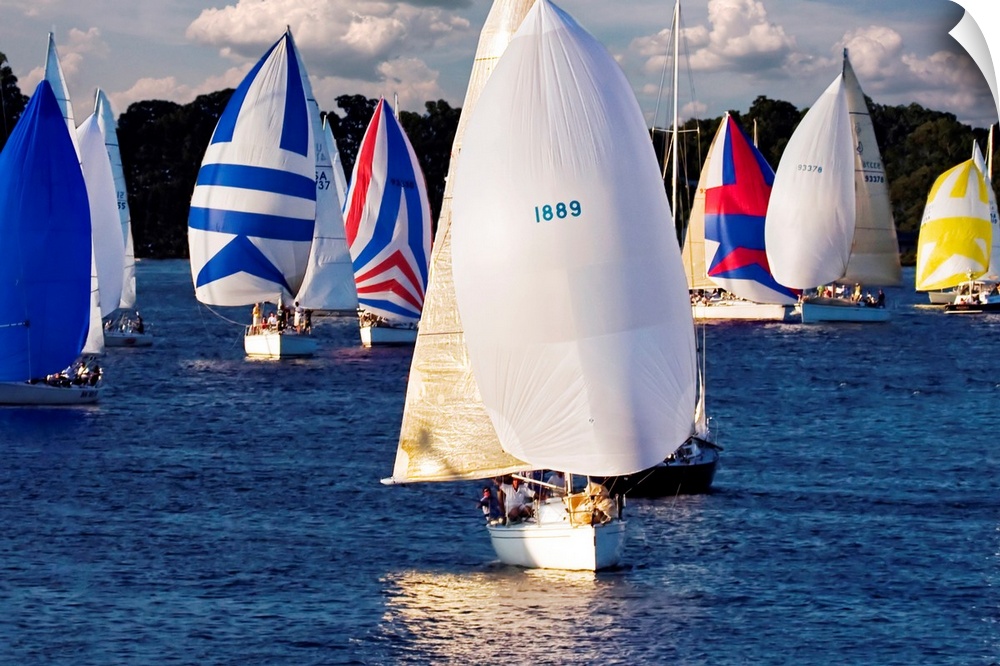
(202, 303, 251, 327)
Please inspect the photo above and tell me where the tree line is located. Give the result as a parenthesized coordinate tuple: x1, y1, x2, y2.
(2, 49, 994, 264)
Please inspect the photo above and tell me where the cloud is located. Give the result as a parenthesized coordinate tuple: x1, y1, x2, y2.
(311, 57, 446, 116)
(110, 64, 252, 112)
(185, 0, 471, 82)
(20, 27, 108, 106)
(832, 25, 991, 123)
(633, 0, 794, 76)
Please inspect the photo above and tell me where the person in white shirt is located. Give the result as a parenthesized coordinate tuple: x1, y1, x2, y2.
(499, 476, 534, 522)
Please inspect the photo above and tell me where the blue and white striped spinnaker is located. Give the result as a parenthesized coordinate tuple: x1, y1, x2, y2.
(188, 30, 315, 306)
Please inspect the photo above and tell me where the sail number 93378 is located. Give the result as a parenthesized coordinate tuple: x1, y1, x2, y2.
(534, 200, 582, 222)
(796, 163, 823, 174)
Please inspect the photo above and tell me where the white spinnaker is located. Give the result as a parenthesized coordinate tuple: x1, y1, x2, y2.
(451, 0, 697, 477)
(765, 75, 855, 290)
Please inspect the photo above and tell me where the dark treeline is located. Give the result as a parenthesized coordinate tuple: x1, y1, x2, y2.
(1, 49, 993, 263)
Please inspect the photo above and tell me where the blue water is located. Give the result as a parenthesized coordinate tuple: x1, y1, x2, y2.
(1, 260, 997, 665)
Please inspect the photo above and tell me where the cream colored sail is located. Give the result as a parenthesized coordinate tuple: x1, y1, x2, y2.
(915, 159, 991, 291)
(682, 126, 717, 291)
(841, 53, 902, 286)
(386, 0, 535, 484)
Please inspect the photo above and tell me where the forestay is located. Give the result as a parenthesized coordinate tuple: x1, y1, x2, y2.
(450, 0, 697, 477)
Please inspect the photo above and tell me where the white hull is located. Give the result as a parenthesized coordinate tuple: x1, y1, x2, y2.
(692, 301, 796, 321)
(800, 298, 890, 323)
(104, 331, 154, 347)
(487, 518, 625, 571)
(0, 382, 100, 405)
(486, 497, 626, 571)
(244, 330, 317, 358)
(926, 290, 955, 305)
(360, 323, 418, 347)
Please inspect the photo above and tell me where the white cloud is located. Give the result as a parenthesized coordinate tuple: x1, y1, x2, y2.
(110, 64, 251, 112)
(633, 0, 794, 75)
(20, 27, 108, 106)
(185, 0, 470, 81)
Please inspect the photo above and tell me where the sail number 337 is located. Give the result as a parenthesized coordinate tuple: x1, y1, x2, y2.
(535, 200, 582, 223)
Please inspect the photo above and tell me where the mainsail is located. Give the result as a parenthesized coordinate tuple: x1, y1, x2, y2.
(972, 139, 1000, 279)
(95, 90, 138, 311)
(841, 54, 902, 286)
(43, 32, 106, 356)
(386, 0, 536, 484)
(293, 49, 358, 313)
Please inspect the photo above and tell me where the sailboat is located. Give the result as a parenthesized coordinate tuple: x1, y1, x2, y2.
(0, 81, 98, 405)
(384, 0, 697, 571)
(765, 50, 902, 323)
(188, 29, 319, 359)
(915, 151, 998, 313)
(684, 114, 799, 320)
(344, 98, 432, 347)
(95, 89, 153, 347)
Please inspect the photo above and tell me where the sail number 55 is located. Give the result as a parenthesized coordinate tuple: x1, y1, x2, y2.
(535, 200, 582, 222)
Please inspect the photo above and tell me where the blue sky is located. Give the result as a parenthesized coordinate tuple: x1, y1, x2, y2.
(0, 0, 995, 127)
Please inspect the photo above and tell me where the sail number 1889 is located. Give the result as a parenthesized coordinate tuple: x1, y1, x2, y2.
(535, 200, 582, 223)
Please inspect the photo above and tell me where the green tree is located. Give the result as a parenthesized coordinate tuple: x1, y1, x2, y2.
(1, 51, 28, 153)
(399, 99, 460, 228)
(118, 90, 233, 257)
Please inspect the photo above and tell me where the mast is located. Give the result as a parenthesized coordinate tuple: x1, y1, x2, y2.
(989, 124, 994, 180)
(670, 0, 680, 236)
